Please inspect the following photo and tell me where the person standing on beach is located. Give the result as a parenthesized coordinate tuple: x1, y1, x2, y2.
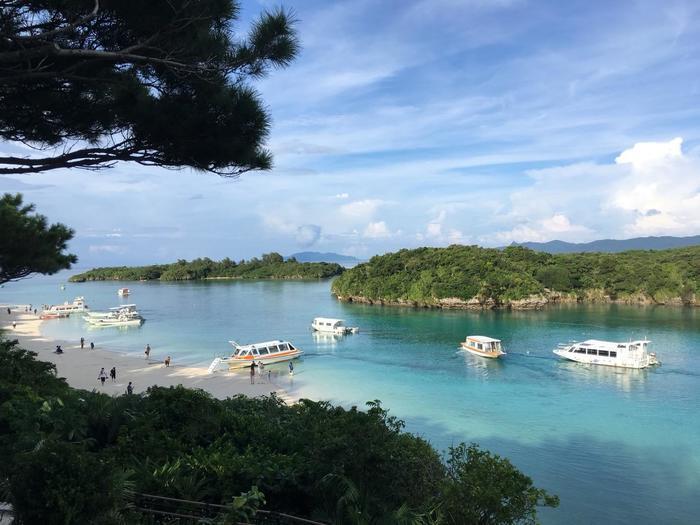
(110, 367, 116, 382)
(90, 342, 94, 350)
(164, 356, 171, 367)
(145, 344, 151, 359)
(98, 368, 107, 386)
(6, 307, 10, 315)
(80, 337, 85, 349)
(250, 361, 256, 384)
(126, 382, 134, 395)
(288, 361, 294, 375)
(12, 321, 16, 329)
(258, 361, 265, 381)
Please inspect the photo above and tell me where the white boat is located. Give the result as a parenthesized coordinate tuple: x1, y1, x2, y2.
(86, 304, 138, 318)
(311, 317, 359, 335)
(117, 288, 130, 296)
(41, 296, 89, 318)
(208, 340, 302, 372)
(553, 339, 659, 369)
(86, 311, 143, 327)
(460, 335, 506, 359)
(84, 305, 143, 327)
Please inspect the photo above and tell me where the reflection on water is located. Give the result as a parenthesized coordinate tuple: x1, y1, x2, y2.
(554, 359, 652, 393)
(311, 331, 344, 346)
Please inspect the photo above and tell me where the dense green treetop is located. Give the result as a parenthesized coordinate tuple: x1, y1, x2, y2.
(69, 252, 344, 281)
(0, 0, 298, 175)
(0, 193, 76, 284)
(0, 337, 558, 523)
(332, 244, 700, 305)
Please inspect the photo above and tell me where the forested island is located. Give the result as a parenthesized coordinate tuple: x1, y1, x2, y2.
(69, 253, 344, 282)
(332, 245, 700, 309)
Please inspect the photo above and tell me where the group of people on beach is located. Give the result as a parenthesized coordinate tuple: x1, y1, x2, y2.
(249, 360, 294, 384)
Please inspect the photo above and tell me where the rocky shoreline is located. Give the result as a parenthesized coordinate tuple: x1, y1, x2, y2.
(334, 289, 698, 310)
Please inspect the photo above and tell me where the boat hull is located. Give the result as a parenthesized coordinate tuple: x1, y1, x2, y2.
(553, 349, 656, 369)
(226, 350, 302, 369)
(461, 343, 505, 359)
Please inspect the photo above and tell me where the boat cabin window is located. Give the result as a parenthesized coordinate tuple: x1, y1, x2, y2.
(251, 348, 259, 356)
(258, 347, 269, 355)
(587, 348, 597, 355)
(610, 351, 617, 358)
(598, 350, 609, 357)
(279, 343, 289, 351)
(476, 343, 483, 350)
(574, 347, 586, 354)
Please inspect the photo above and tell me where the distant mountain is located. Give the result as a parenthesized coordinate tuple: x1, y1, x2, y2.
(516, 235, 700, 253)
(288, 251, 361, 266)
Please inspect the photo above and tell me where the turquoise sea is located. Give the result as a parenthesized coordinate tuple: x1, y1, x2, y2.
(2, 273, 699, 524)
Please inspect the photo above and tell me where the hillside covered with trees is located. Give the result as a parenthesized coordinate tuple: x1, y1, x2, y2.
(332, 245, 700, 309)
(70, 253, 344, 282)
(0, 338, 558, 523)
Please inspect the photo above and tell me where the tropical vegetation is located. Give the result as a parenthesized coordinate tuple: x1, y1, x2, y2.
(0, 0, 298, 176)
(0, 193, 76, 285)
(332, 245, 700, 306)
(69, 253, 344, 282)
(0, 337, 558, 523)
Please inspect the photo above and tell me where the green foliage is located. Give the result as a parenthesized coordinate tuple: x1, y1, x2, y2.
(69, 253, 344, 282)
(0, 193, 76, 284)
(0, 338, 558, 524)
(441, 444, 559, 525)
(332, 244, 700, 306)
(0, 0, 299, 175)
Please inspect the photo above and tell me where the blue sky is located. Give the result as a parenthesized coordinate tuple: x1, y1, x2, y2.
(2, 0, 700, 265)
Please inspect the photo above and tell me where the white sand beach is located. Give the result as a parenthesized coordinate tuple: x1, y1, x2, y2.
(1, 308, 297, 403)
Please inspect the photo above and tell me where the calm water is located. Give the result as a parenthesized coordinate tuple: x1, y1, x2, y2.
(2, 273, 699, 524)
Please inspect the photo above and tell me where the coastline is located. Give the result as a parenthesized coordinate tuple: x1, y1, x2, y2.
(1, 309, 298, 404)
(334, 291, 699, 310)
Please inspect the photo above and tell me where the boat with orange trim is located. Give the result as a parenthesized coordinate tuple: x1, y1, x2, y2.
(460, 335, 506, 359)
(208, 339, 303, 372)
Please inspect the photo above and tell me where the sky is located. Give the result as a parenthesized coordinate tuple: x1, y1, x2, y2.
(1, 0, 700, 266)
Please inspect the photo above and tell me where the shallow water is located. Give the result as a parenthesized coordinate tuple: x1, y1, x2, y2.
(2, 273, 699, 524)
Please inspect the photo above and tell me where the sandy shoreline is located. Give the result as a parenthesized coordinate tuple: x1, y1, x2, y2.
(1, 307, 298, 403)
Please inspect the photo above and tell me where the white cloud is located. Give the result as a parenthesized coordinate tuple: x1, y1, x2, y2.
(296, 224, 322, 247)
(339, 199, 385, 219)
(363, 221, 392, 238)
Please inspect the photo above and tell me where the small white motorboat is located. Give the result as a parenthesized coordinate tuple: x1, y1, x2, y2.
(208, 340, 302, 372)
(84, 305, 143, 327)
(554, 339, 659, 369)
(460, 335, 506, 359)
(311, 317, 359, 335)
(117, 288, 130, 296)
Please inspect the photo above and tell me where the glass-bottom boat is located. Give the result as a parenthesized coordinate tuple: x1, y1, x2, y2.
(460, 335, 506, 359)
(554, 339, 659, 369)
(208, 340, 302, 373)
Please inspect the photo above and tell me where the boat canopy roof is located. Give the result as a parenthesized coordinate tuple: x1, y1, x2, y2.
(574, 339, 651, 350)
(466, 335, 501, 343)
(229, 339, 288, 350)
(110, 304, 136, 310)
(313, 317, 345, 325)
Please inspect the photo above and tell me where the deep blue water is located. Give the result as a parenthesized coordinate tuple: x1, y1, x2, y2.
(2, 273, 699, 524)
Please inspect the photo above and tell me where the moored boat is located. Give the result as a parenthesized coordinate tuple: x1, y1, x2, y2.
(311, 317, 359, 335)
(553, 339, 659, 369)
(84, 305, 143, 327)
(460, 335, 505, 359)
(41, 296, 89, 318)
(117, 288, 130, 296)
(208, 340, 302, 372)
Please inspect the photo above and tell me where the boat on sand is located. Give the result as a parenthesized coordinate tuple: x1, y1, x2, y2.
(208, 340, 302, 373)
